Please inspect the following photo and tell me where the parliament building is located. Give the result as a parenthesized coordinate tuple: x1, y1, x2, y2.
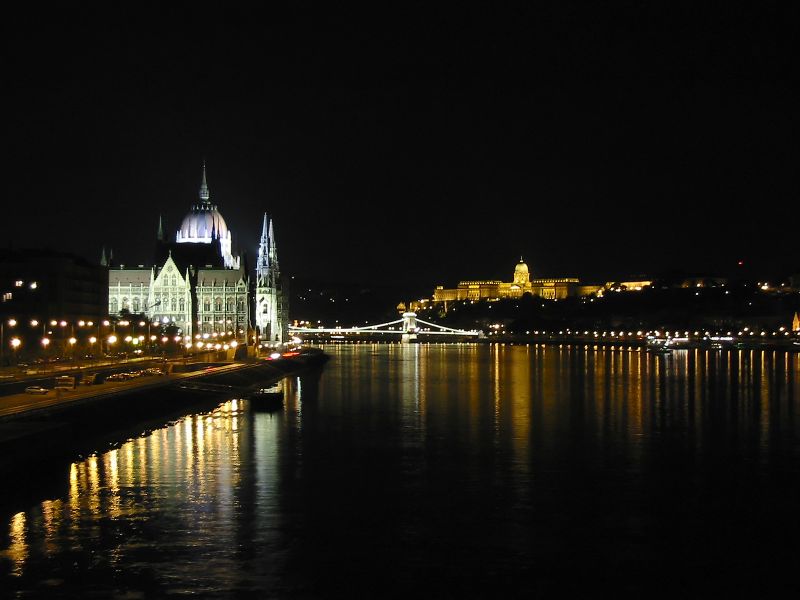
(106, 165, 287, 344)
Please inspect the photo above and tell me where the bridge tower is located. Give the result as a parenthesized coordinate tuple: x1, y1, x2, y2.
(256, 213, 286, 345)
(401, 311, 419, 343)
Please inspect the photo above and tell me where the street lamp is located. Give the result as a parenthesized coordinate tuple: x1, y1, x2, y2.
(10, 338, 20, 364)
(1, 318, 17, 365)
(41, 337, 50, 371)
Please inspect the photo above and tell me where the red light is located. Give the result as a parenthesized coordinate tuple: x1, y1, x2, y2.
(282, 352, 300, 357)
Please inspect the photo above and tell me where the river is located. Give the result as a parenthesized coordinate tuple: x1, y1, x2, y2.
(2, 343, 799, 597)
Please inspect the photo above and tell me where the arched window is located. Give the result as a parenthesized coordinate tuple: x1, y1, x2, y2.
(179, 298, 185, 312)
(203, 298, 211, 312)
(226, 298, 234, 312)
(215, 297, 223, 311)
(132, 297, 140, 312)
(170, 276, 176, 287)
(110, 298, 118, 313)
(237, 299, 244, 312)
(171, 297, 176, 311)
(122, 297, 129, 310)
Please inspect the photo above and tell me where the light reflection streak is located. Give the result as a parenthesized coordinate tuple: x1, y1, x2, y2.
(1, 346, 797, 589)
(6, 512, 27, 576)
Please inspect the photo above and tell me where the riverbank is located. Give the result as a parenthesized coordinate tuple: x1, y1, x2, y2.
(0, 348, 329, 474)
(302, 334, 800, 351)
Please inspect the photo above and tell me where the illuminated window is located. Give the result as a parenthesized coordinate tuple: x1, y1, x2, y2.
(14, 280, 23, 287)
(2, 292, 11, 301)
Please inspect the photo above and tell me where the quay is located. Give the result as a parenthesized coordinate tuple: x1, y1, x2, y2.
(0, 347, 329, 473)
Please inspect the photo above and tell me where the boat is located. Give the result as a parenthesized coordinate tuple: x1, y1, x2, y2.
(646, 343, 673, 354)
(648, 347, 672, 354)
(250, 380, 284, 410)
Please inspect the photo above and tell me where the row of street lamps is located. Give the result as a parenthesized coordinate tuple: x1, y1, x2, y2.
(1, 315, 245, 365)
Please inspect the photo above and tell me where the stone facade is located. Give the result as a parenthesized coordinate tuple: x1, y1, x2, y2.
(432, 258, 579, 306)
(106, 165, 284, 343)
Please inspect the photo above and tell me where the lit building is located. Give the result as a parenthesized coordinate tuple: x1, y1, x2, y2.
(255, 213, 288, 344)
(106, 165, 286, 343)
(0, 248, 108, 323)
(432, 258, 580, 307)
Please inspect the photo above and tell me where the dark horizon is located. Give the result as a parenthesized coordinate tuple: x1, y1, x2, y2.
(3, 4, 798, 287)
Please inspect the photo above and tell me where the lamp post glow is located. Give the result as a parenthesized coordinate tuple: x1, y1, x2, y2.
(10, 337, 20, 364)
(1, 318, 17, 365)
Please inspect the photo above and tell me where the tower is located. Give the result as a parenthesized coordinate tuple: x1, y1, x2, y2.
(175, 164, 238, 269)
(256, 213, 286, 344)
(513, 257, 530, 285)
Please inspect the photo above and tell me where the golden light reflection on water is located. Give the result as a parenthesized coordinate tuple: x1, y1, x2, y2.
(5, 512, 27, 576)
(0, 393, 285, 580)
(1, 345, 798, 584)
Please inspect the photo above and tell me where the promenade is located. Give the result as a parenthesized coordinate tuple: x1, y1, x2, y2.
(0, 360, 245, 421)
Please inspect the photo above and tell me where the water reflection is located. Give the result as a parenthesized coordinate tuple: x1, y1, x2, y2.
(1, 346, 799, 596)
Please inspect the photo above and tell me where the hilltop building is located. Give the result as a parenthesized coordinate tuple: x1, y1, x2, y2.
(432, 258, 580, 308)
(430, 258, 654, 309)
(106, 165, 287, 344)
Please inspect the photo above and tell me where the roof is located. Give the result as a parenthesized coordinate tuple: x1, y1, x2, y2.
(154, 242, 227, 273)
(109, 269, 151, 286)
(196, 268, 247, 287)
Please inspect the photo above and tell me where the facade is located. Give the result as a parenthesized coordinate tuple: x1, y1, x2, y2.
(432, 258, 579, 307)
(1, 248, 108, 324)
(107, 166, 286, 343)
(255, 214, 288, 343)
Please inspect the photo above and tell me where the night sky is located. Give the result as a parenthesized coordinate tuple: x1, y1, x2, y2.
(3, 4, 797, 288)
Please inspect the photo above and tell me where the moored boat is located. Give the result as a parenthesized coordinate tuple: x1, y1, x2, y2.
(250, 380, 284, 410)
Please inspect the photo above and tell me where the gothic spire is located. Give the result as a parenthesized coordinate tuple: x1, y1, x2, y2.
(260, 212, 269, 242)
(100, 246, 108, 267)
(268, 217, 279, 273)
(199, 161, 210, 203)
(157, 214, 164, 242)
(258, 213, 270, 271)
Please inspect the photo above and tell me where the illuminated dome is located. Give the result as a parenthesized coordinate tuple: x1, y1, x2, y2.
(178, 205, 229, 242)
(176, 164, 230, 243)
(174, 164, 240, 269)
(513, 257, 530, 285)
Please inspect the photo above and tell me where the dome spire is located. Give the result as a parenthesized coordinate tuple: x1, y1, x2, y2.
(199, 161, 210, 203)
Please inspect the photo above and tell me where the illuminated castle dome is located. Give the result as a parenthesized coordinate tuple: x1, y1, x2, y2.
(513, 257, 530, 284)
(175, 164, 239, 268)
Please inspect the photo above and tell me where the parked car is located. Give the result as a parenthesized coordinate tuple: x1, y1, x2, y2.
(25, 386, 50, 395)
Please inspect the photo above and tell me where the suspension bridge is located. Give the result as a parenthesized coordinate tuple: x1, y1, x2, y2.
(289, 312, 483, 342)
